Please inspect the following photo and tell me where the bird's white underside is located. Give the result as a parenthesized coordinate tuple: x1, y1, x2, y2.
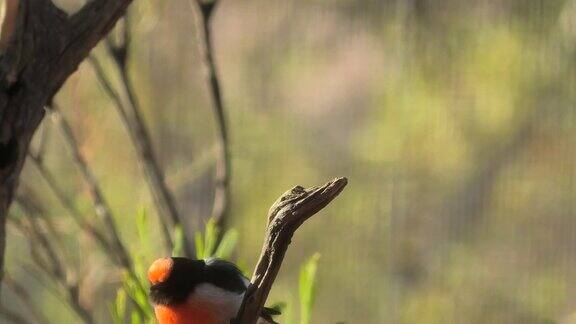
(188, 281, 272, 324)
(189, 283, 244, 322)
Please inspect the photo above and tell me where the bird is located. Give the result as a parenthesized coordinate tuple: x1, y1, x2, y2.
(148, 257, 280, 324)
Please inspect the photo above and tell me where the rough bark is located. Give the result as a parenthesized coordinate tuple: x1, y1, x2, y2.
(234, 177, 348, 324)
(0, 0, 133, 284)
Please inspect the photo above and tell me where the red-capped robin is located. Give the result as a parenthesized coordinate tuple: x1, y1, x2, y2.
(148, 257, 279, 324)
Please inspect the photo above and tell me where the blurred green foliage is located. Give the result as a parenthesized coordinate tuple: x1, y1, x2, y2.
(194, 219, 239, 260)
(2, 0, 576, 323)
(108, 215, 320, 324)
(109, 216, 242, 324)
(299, 253, 321, 324)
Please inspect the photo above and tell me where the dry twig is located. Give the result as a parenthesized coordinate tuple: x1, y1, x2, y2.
(90, 13, 192, 255)
(9, 204, 94, 324)
(87, 55, 176, 254)
(192, 0, 231, 231)
(48, 105, 132, 271)
(3, 274, 49, 324)
(21, 104, 149, 318)
(0, 304, 28, 324)
(234, 177, 348, 324)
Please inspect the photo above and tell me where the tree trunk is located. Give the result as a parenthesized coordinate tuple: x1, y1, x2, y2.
(0, 0, 133, 284)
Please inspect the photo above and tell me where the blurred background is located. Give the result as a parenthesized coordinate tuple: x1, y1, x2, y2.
(2, 0, 576, 323)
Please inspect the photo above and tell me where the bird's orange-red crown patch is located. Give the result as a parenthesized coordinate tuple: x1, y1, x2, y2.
(148, 258, 174, 285)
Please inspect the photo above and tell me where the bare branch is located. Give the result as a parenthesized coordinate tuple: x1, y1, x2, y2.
(27, 156, 115, 257)
(108, 21, 192, 254)
(18, 264, 100, 324)
(87, 54, 177, 254)
(23, 101, 152, 318)
(48, 105, 133, 271)
(191, 0, 231, 230)
(45, 105, 148, 313)
(91, 15, 195, 255)
(18, 193, 65, 272)
(4, 274, 49, 324)
(0, 0, 133, 286)
(0, 303, 28, 324)
(69, 0, 133, 37)
(234, 177, 348, 324)
(8, 212, 95, 324)
(53, 0, 134, 88)
(16, 199, 66, 280)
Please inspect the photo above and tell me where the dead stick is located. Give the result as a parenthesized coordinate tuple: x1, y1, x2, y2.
(234, 177, 348, 324)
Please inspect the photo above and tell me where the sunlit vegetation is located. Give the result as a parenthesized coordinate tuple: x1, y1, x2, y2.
(2, 0, 576, 323)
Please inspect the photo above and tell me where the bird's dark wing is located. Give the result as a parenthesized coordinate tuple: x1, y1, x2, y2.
(205, 259, 281, 323)
(204, 258, 247, 293)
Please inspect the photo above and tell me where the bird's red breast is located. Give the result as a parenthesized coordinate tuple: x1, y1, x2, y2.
(154, 301, 219, 324)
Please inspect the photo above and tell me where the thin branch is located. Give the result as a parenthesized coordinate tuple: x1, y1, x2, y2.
(191, 0, 231, 230)
(68, 0, 133, 36)
(0, 304, 28, 324)
(46, 106, 150, 302)
(8, 217, 49, 264)
(8, 214, 94, 324)
(87, 54, 176, 254)
(20, 265, 94, 324)
(16, 200, 66, 281)
(9, 217, 50, 272)
(54, 0, 134, 89)
(26, 104, 152, 318)
(20, 265, 62, 305)
(47, 105, 132, 270)
(103, 13, 195, 257)
(13, 188, 71, 265)
(16, 186, 78, 273)
(4, 274, 49, 324)
(27, 156, 114, 257)
(112, 52, 187, 253)
(234, 177, 348, 324)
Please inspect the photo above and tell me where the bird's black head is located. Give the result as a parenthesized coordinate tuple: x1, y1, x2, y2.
(148, 257, 205, 306)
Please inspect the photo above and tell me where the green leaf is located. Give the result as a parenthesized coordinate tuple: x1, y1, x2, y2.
(299, 253, 321, 324)
(284, 294, 294, 324)
(194, 230, 205, 259)
(172, 225, 185, 257)
(116, 288, 126, 319)
(214, 229, 238, 259)
(203, 218, 220, 257)
(108, 288, 127, 324)
(136, 207, 149, 247)
(122, 274, 154, 318)
(131, 310, 141, 324)
(108, 304, 122, 324)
